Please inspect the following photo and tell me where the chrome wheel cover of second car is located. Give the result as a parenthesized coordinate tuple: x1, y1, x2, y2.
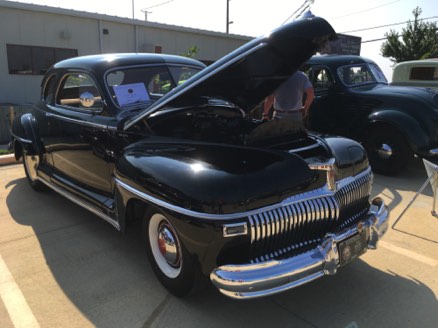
(376, 143, 393, 159)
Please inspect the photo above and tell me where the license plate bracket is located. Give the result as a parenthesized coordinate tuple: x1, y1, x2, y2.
(338, 229, 368, 267)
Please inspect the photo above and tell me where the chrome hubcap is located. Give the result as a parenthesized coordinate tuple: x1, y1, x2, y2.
(376, 143, 392, 159)
(157, 223, 180, 268)
(149, 213, 182, 278)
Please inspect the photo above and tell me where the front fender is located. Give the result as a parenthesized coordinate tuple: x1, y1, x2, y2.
(11, 113, 43, 159)
(115, 141, 318, 215)
(368, 109, 430, 154)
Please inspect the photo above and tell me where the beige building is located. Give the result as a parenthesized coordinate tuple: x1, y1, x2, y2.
(0, 0, 252, 105)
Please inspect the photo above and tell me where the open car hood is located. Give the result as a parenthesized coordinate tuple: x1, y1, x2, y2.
(124, 14, 336, 131)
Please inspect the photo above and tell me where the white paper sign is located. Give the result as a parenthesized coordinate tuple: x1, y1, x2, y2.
(113, 83, 150, 106)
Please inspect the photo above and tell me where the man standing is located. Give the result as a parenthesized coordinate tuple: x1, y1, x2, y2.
(262, 71, 314, 126)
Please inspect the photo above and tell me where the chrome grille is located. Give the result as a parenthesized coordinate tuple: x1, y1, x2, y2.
(336, 170, 373, 230)
(248, 169, 372, 263)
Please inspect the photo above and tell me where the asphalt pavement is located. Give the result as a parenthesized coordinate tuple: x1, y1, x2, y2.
(0, 159, 437, 328)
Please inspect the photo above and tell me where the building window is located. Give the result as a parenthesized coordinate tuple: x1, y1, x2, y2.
(6, 44, 77, 75)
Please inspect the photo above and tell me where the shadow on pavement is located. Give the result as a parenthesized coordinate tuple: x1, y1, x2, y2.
(5, 175, 438, 328)
(372, 156, 432, 203)
(372, 156, 438, 244)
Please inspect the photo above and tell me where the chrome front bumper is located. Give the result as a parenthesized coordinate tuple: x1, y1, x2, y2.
(210, 197, 389, 299)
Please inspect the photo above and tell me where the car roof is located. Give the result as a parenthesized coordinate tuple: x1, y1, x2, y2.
(399, 58, 438, 63)
(52, 53, 206, 73)
(393, 58, 438, 68)
(306, 55, 377, 66)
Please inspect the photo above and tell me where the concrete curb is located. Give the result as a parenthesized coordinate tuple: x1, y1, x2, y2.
(0, 154, 21, 166)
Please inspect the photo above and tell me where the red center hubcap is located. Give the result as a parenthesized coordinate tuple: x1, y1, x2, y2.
(158, 238, 167, 256)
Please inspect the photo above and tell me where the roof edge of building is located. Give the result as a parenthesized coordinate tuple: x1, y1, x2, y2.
(0, 0, 252, 41)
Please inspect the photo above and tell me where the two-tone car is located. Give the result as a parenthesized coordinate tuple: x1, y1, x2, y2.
(11, 15, 389, 299)
(391, 59, 438, 90)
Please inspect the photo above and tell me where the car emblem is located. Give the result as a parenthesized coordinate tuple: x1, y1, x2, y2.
(309, 158, 337, 191)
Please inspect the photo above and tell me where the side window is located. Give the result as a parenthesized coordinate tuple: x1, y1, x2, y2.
(42, 74, 57, 104)
(148, 72, 174, 95)
(338, 65, 374, 85)
(309, 67, 333, 91)
(56, 73, 103, 111)
(169, 66, 200, 86)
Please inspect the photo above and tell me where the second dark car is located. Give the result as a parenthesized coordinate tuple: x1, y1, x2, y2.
(303, 55, 438, 175)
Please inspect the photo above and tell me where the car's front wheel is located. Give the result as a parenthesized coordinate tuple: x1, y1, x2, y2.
(363, 126, 412, 175)
(143, 209, 202, 297)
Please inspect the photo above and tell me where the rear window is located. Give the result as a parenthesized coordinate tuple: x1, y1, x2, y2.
(409, 67, 438, 81)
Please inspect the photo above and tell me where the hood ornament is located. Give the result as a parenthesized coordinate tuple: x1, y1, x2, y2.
(308, 158, 337, 191)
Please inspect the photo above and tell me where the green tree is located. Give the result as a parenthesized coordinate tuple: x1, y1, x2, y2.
(381, 7, 438, 64)
(182, 46, 199, 58)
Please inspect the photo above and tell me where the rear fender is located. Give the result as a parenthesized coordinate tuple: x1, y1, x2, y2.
(11, 113, 43, 159)
(367, 109, 429, 153)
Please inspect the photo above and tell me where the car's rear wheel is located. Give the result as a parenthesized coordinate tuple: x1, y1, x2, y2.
(23, 152, 46, 191)
(143, 209, 201, 297)
(363, 126, 412, 175)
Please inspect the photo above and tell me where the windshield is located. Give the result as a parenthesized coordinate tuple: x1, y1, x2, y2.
(105, 65, 202, 109)
(337, 63, 388, 86)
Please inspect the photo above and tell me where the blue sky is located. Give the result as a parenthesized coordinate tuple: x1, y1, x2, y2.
(9, 0, 438, 80)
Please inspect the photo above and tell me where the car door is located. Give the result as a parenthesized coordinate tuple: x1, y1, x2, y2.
(334, 65, 384, 137)
(44, 72, 115, 199)
(303, 65, 339, 133)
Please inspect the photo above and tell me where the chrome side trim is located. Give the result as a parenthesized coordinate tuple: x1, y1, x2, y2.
(115, 167, 372, 221)
(45, 106, 117, 131)
(38, 178, 120, 230)
(116, 178, 246, 220)
(210, 197, 389, 299)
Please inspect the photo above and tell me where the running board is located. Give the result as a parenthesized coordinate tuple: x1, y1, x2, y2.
(38, 177, 120, 230)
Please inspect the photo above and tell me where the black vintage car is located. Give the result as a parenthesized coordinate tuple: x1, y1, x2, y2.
(11, 16, 389, 299)
(303, 55, 438, 175)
